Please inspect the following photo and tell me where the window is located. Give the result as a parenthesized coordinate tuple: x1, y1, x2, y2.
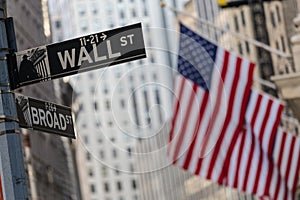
(127, 147, 132, 157)
(155, 89, 163, 123)
(113, 149, 117, 158)
(132, 180, 137, 189)
(117, 181, 122, 191)
(86, 152, 91, 161)
(88, 168, 94, 177)
(234, 15, 239, 31)
(106, 100, 111, 110)
(130, 163, 134, 172)
(115, 166, 120, 175)
(240, 10, 245, 26)
(84, 136, 89, 144)
(92, 4, 98, 14)
(102, 166, 108, 177)
(81, 21, 88, 31)
(120, 10, 125, 19)
(132, 9, 137, 17)
(131, 88, 140, 127)
(271, 11, 276, 27)
(104, 182, 110, 192)
(245, 41, 250, 54)
(90, 184, 96, 193)
(120, 99, 125, 108)
(238, 42, 243, 55)
(103, 84, 109, 94)
(55, 20, 61, 29)
(143, 9, 148, 16)
(100, 150, 105, 159)
(94, 102, 98, 110)
(280, 35, 286, 52)
(78, 6, 86, 16)
(276, 5, 281, 22)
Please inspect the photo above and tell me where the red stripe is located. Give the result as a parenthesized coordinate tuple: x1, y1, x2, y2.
(258, 99, 273, 145)
(168, 77, 186, 155)
(233, 129, 247, 187)
(268, 104, 284, 156)
(274, 170, 282, 200)
(285, 137, 295, 184)
(172, 83, 198, 163)
(198, 51, 230, 158)
(0, 175, 3, 200)
(277, 133, 287, 172)
(273, 133, 287, 199)
(263, 158, 274, 196)
(253, 143, 264, 193)
(292, 140, 300, 192)
(250, 93, 262, 128)
(182, 92, 209, 170)
(242, 131, 255, 191)
(283, 184, 288, 200)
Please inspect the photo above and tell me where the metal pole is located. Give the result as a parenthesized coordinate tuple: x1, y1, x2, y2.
(0, 0, 29, 199)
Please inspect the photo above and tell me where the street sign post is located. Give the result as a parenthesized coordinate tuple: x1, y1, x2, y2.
(9, 23, 146, 89)
(16, 95, 75, 138)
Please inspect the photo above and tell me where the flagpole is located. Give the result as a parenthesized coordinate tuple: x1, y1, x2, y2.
(160, 2, 279, 90)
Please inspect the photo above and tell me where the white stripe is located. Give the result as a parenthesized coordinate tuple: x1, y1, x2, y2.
(288, 137, 300, 190)
(169, 76, 188, 160)
(246, 134, 259, 193)
(269, 168, 278, 199)
(257, 150, 269, 196)
(252, 93, 266, 138)
(281, 133, 293, 180)
(238, 129, 252, 190)
(188, 88, 212, 173)
(227, 133, 242, 187)
(245, 89, 259, 124)
(176, 82, 202, 167)
(277, 179, 285, 200)
(273, 128, 284, 165)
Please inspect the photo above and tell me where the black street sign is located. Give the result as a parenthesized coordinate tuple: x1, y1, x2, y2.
(16, 95, 75, 138)
(9, 23, 146, 89)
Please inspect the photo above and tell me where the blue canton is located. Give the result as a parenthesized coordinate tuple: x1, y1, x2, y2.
(178, 23, 217, 91)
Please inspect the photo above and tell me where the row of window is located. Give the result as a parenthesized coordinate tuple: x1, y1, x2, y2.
(86, 147, 133, 161)
(89, 179, 137, 194)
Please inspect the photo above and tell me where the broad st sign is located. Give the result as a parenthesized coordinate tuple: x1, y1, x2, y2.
(9, 23, 146, 89)
(16, 95, 75, 138)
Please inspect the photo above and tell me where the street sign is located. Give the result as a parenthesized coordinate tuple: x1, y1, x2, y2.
(15, 95, 75, 138)
(9, 23, 146, 89)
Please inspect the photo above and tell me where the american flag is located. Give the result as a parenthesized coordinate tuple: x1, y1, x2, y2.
(220, 89, 300, 199)
(168, 23, 255, 183)
(227, 125, 296, 200)
(245, 89, 284, 156)
(227, 128, 300, 199)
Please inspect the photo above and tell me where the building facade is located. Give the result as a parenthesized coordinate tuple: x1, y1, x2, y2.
(48, 0, 182, 199)
(7, 0, 75, 199)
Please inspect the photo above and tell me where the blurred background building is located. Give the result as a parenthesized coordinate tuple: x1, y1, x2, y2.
(5, 0, 300, 199)
(7, 0, 77, 199)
